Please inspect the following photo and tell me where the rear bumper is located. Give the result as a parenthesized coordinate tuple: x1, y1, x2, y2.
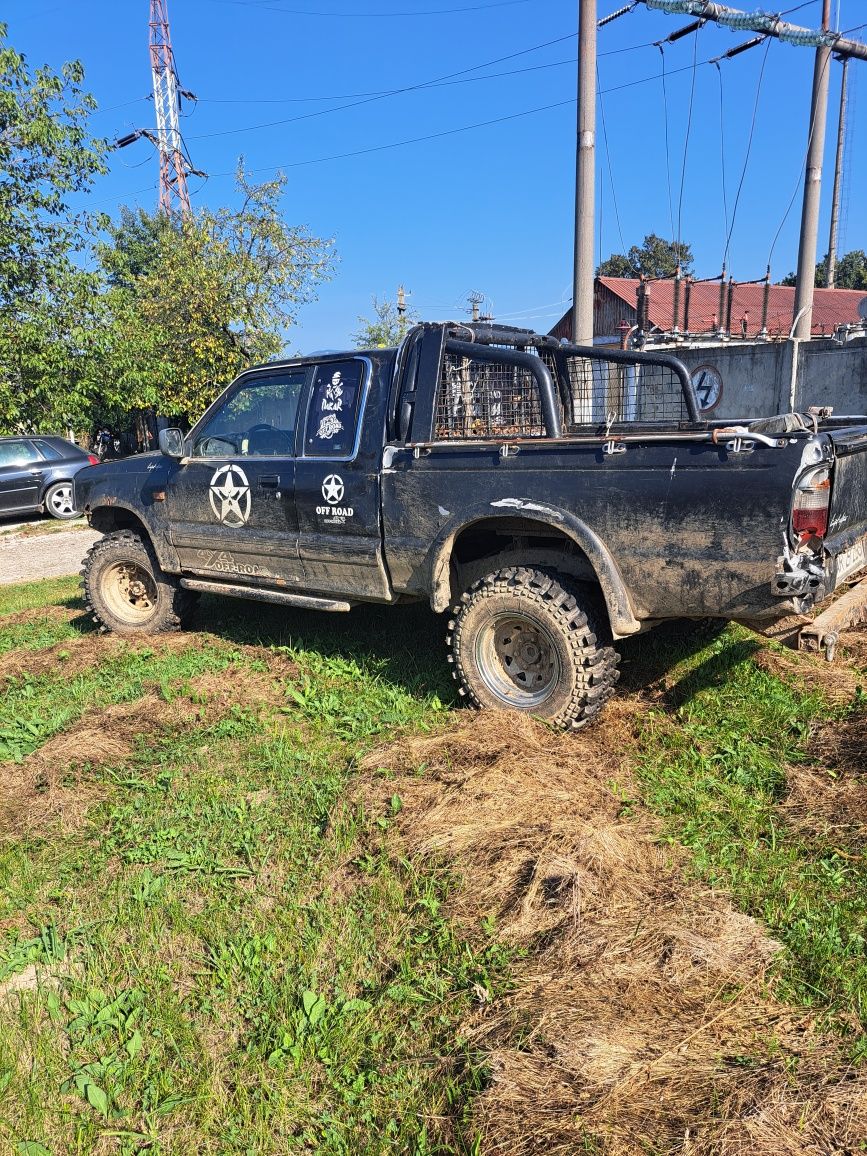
(799, 573, 867, 658)
(772, 530, 867, 604)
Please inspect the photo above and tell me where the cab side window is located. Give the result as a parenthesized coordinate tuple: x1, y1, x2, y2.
(304, 360, 365, 458)
(192, 370, 306, 458)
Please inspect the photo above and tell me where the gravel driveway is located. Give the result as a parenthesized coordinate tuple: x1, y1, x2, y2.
(0, 524, 101, 585)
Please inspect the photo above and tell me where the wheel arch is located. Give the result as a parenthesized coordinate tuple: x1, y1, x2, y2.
(429, 509, 641, 638)
(87, 503, 179, 572)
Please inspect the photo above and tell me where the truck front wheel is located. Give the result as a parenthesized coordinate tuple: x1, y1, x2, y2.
(82, 530, 194, 635)
(447, 567, 619, 730)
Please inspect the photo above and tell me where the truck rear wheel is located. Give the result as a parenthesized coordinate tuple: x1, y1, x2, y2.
(447, 567, 619, 730)
(82, 530, 194, 636)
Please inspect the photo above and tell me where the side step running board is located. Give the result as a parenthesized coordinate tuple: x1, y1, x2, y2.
(180, 578, 353, 612)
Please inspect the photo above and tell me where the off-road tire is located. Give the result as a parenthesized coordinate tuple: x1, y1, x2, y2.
(82, 530, 195, 636)
(447, 566, 620, 730)
(44, 481, 79, 520)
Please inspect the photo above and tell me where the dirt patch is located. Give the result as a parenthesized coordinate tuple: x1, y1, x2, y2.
(838, 622, 867, 671)
(0, 603, 83, 630)
(0, 661, 295, 838)
(361, 708, 867, 1155)
(752, 645, 864, 708)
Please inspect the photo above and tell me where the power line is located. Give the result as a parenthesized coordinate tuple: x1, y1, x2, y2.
(195, 57, 574, 104)
(186, 31, 578, 140)
(597, 64, 625, 251)
(201, 0, 537, 15)
(192, 52, 748, 183)
(675, 23, 700, 255)
(182, 31, 670, 122)
(205, 97, 575, 178)
(715, 62, 729, 247)
(658, 46, 676, 239)
(722, 34, 771, 264)
(766, 43, 833, 268)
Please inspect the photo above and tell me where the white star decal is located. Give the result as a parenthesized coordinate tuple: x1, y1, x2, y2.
(321, 474, 344, 504)
(209, 464, 251, 527)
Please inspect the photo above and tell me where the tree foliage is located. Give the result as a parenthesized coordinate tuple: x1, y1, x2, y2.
(0, 23, 108, 432)
(597, 234, 694, 280)
(780, 250, 867, 291)
(92, 168, 335, 424)
(352, 296, 417, 348)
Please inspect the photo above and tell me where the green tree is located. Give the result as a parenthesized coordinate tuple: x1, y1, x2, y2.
(352, 296, 417, 348)
(597, 234, 694, 279)
(0, 23, 108, 432)
(94, 168, 335, 422)
(780, 250, 867, 291)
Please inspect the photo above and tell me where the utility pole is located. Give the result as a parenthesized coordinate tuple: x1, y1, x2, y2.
(826, 57, 849, 288)
(397, 285, 406, 319)
(644, 0, 867, 338)
(571, 0, 596, 346)
(793, 0, 832, 338)
(467, 291, 484, 323)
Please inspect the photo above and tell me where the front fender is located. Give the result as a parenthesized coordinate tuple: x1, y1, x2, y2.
(427, 498, 641, 636)
(77, 467, 180, 574)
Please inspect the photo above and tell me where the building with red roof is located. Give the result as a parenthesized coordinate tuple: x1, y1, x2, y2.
(550, 277, 867, 343)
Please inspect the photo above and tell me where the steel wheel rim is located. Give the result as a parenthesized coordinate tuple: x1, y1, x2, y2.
(49, 484, 75, 516)
(475, 612, 561, 708)
(102, 561, 158, 625)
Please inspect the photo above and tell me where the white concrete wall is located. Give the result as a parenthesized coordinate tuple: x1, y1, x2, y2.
(658, 337, 867, 420)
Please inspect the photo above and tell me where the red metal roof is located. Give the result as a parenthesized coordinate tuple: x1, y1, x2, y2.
(551, 277, 867, 339)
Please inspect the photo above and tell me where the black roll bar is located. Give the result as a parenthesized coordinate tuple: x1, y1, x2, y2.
(555, 342, 701, 424)
(446, 338, 563, 439)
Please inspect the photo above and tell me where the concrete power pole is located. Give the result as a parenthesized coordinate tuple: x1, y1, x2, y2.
(826, 57, 849, 288)
(571, 0, 597, 346)
(792, 0, 832, 338)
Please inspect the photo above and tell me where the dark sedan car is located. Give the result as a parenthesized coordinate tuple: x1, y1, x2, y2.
(0, 436, 99, 521)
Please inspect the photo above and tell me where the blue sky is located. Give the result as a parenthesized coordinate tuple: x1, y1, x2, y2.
(6, 0, 866, 352)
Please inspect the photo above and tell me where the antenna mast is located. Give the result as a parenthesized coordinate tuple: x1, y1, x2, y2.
(149, 0, 192, 217)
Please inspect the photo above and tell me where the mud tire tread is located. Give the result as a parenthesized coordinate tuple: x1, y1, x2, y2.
(447, 566, 620, 730)
(81, 529, 194, 636)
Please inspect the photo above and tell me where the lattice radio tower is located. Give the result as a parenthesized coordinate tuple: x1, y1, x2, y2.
(149, 0, 194, 217)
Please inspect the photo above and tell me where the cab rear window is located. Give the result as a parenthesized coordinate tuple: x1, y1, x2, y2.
(304, 360, 365, 458)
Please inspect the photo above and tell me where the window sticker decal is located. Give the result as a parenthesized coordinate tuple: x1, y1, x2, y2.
(316, 413, 343, 440)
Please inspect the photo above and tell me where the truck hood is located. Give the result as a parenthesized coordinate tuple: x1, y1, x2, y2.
(74, 452, 171, 509)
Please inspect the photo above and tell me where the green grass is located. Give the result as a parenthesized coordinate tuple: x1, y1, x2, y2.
(0, 591, 509, 1155)
(1, 583, 866, 1152)
(0, 575, 81, 617)
(625, 624, 867, 1036)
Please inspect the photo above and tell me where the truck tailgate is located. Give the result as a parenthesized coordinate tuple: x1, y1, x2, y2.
(829, 427, 867, 541)
(826, 427, 867, 584)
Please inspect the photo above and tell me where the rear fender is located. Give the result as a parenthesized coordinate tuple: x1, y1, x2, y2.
(428, 502, 641, 637)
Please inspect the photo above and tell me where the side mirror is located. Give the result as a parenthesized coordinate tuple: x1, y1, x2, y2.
(158, 428, 185, 459)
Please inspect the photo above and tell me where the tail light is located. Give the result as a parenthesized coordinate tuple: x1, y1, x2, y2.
(792, 465, 831, 542)
(87, 454, 99, 466)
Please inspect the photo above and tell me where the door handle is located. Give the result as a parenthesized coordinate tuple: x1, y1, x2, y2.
(258, 475, 280, 489)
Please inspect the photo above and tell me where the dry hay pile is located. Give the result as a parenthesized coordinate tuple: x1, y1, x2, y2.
(362, 709, 867, 1155)
(752, 646, 864, 709)
(783, 708, 867, 844)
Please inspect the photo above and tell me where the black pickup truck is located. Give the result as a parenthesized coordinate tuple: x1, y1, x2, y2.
(75, 322, 867, 728)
